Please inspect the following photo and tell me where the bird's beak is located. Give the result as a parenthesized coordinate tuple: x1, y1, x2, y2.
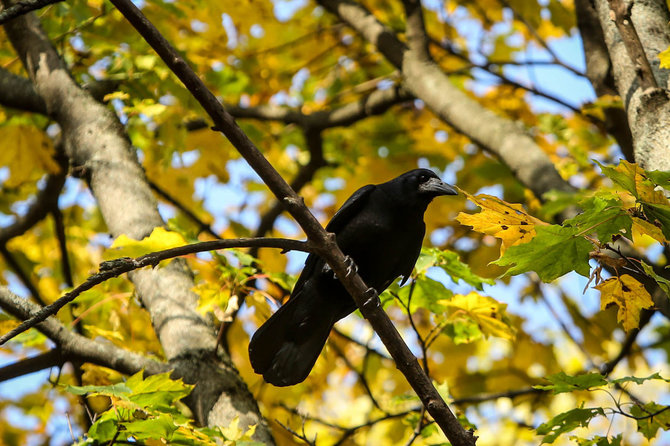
(419, 177, 458, 196)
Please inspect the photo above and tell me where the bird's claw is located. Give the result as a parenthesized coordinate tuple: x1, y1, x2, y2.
(326, 256, 359, 280)
(361, 287, 380, 310)
(343, 255, 358, 278)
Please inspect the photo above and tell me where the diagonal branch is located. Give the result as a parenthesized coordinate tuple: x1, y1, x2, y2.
(225, 84, 412, 130)
(0, 0, 62, 25)
(0, 286, 168, 376)
(498, 0, 582, 77)
(0, 170, 66, 245)
(108, 0, 475, 443)
(319, 0, 574, 202)
(0, 237, 311, 345)
(1, 2, 273, 439)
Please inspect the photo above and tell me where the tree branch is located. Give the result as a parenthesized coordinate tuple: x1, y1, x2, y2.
(0, 349, 63, 382)
(593, 0, 670, 171)
(225, 84, 412, 130)
(318, 0, 573, 203)
(2, 4, 273, 439)
(148, 179, 220, 239)
(0, 244, 45, 306)
(606, 0, 658, 90)
(0, 170, 66, 245)
(0, 237, 311, 345)
(107, 0, 475, 443)
(0, 287, 168, 376)
(0, 67, 46, 113)
(498, 0, 582, 77)
(574, 0, 634, 159)
(0, 0, 62, 25)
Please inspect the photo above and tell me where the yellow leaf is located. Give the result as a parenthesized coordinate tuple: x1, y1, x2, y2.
(0, 125, 60, 187)
(456, 192, 547, 254)
(632, 216, 667, 244)
(82, 324, 125, 342)
(595, 274, 654, 331)
(194, 281, 231, 316)
(659, 46, 670, 69)
(104, 227, 187, 260)
(441, 292, 516, 340)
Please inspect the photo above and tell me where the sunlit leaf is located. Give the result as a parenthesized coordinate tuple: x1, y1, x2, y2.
(493, 225, 593, 281)
(595, 274, 654, 331)
(104, 227, 188, 260)
(536, 406, 606, 444)
(457, 192, 546, 254)
(533, 372, 606, 394)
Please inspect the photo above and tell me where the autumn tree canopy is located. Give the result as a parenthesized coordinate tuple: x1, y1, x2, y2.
(0, 0, 669, 445)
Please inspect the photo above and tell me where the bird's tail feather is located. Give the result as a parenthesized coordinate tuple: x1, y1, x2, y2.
(248, 289, 338, 387)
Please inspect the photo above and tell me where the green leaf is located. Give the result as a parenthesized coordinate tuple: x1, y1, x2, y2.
(642, 202, 670, 240)
(645, 169, 670, 189)
(417, 248, 495, 291)
(630, 402, 670, 439)
(394, 276, 453, 313)
(564, 195, 632, 243)
(88, 417, 118, 443)
(493, 225, 593, 281)
(639, 260, 670, 299)
(571, 434, 622, 446)
(123, 413, 178, 440)
(536, 407, 606, 444)
(533, 372, 607, 394)
(126, 371, 193, 408)
(611, 372, 669, 385)
(596, 160, 637, 196)
(65, 382, 132, 398)
(443, 319, 483, 344)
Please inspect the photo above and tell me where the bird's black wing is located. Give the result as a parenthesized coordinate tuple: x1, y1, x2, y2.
(291, 184, 376, 295)
(325, 184, 376, 232)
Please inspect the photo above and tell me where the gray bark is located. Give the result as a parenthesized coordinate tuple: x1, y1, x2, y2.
(317, 0, 575, 201)
(1, 7, 273, 443)
(593, 0, 670, 171)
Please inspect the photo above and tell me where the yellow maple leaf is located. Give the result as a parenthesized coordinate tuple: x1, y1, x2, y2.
(441, 292, 516, 340)
(456, 191, 547, 254)
(103, 227, 187, 260)
(595, 274, 654, 331)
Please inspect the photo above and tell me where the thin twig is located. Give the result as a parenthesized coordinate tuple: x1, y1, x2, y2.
(108, 0, 473, 442)
(0, 237, 312, 345)
(0, 0, 63, 25)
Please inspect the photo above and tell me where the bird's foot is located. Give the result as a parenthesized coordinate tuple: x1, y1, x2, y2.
(343, 255, 358, 278)
(325, 256, 359, 280)
(361, 287, 380, 310)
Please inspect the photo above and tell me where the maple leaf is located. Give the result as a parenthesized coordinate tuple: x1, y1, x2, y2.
(456, 192, 547, 254)
(441, 292, 516, 340)
(595, 274, 654, 331)
(493, 224, 593, 281)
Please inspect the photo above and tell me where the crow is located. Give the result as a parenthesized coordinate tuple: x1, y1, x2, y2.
(248, 168, 457, 386)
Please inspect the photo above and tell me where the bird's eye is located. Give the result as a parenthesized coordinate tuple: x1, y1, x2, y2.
(419, 174, 428, 183)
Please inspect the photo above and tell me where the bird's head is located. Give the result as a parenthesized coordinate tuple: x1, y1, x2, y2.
(415, 169, 458, 197)
(382, 168, 457, 209)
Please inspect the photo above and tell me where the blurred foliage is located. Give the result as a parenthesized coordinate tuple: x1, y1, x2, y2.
(0, 0, 669, 445)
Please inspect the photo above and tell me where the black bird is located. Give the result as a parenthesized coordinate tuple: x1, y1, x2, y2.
(248, 168, 457, 386)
